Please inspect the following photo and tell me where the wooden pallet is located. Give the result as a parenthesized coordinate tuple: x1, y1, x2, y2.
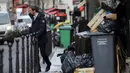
(87, 9, 107, 32)
(74, 67, 95, 73)
(91, 12, 107, 31)
(87, 9, 105, 28)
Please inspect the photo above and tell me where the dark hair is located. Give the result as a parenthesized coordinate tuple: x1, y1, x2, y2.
(119, 0, 126, 3)
(30, 6, 39, 12)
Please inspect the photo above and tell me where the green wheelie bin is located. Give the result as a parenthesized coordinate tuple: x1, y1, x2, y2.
(59, 25, 72, 48)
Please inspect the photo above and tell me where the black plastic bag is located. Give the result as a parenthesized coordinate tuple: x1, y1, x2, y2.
(97, 18, 116, 33)
(61, 51, 75, 73)
(61, 53, 94, 73)
(74, 54, 94, 68)
(101, 0, 120, 11)
(60, 41, 93, 73)
(60, 42, 76, 63)
(60, 50, 71, 64)
(73, 6, 81, 16)
(53, 31, 60, 46)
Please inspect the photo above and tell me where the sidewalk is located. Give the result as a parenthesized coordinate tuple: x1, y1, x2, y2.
(40, 47, 64, 73)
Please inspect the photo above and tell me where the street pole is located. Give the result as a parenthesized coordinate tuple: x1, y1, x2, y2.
(22, 0, 24, 4)
(34, 0, 37, 6)
(12, 0, 14, 11)
(37, 0, 40, 8)
(42, 0, 44, 10)
(12, 0, 14, 7)
(29, 0, 35, 6)
(53, 0, 55, 7)
(11, 0, 15, 25)
(87, 0, 99, 21)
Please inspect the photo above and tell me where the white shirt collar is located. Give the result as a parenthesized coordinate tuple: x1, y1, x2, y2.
(34, 13, 39, 20)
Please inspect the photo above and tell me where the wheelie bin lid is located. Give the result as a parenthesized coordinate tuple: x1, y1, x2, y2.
(85, 31, 114, 36)
(60, 25, 72, 30)
(89, 32, 114, 36)
(76, 31, 114, 37)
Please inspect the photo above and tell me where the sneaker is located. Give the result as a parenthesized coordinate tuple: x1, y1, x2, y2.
(45, 62, 51, 72)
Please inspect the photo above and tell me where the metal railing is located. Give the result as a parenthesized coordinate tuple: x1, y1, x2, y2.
(0, 32, 39, 73)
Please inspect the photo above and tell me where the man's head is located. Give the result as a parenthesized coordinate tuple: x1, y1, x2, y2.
(29, 6, 39, 15)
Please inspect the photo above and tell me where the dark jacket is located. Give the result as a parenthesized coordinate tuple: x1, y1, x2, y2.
(29, 13, 47, 43)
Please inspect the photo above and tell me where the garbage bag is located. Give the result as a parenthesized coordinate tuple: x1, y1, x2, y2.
(60, 42, 75, 63)
(73, 6, 81, 16)
(97, 18, 116, 33)
(60, 49, 75, 64)
(85, 54, 94, 67)
(61, 52, 94, 73)
(101, 0, 120, 10)
(53, 31, 60, 46)
(61, 51, 75, 73)
(61, 41, 93, 73)
(74, 54, 94, 68)
(60, 49, 69, 63)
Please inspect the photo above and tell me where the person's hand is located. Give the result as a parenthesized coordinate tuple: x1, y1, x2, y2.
(28, 7, 33, 14)
(28, 7, 31, 13)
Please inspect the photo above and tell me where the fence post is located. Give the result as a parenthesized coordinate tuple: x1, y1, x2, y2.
(33, 32, 39, 73)
(15, 39, 20, 73)
(36, 33, 39, 73)
(0, 49, 4, 73)
(21, 36, 25, 73)
(33, 33, 37, 73)
(30, 34, 34, 73)
(26, 35, 30, 73)
(8, 42, 13, 73)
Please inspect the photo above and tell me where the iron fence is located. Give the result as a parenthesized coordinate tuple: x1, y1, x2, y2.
(0, 32, 39, 73)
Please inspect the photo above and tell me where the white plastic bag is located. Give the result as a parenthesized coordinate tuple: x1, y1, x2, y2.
(101, 0, 120, 9)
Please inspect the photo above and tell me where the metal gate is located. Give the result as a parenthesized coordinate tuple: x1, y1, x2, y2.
(0, 32, 39, 73)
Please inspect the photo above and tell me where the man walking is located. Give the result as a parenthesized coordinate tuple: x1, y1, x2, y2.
(28, 6, 51, 72)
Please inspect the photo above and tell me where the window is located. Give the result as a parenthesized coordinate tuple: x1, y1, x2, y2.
(22, 18, 32, 24)
(0, 13, 10, 24)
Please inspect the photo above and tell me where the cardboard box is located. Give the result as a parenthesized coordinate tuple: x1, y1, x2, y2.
(74, 67, 95, 73)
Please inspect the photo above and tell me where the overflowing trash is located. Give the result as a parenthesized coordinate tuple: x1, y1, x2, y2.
(97, 18, 116, 33)
(61, 51, 93, 73)
(60, 43, 94, 73)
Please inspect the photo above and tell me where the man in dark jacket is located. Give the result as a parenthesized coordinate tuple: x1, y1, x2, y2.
(28, 6, 51, 72)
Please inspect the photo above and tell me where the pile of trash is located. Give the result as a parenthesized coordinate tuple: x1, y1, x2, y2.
(59, 43, 94, 73)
